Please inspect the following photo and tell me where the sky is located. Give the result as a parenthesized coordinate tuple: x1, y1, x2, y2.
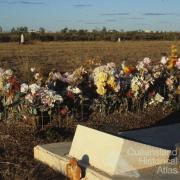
(0, 0, 180, 32)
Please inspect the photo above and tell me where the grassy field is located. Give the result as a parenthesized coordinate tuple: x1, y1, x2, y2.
(0, 41, 180, 80)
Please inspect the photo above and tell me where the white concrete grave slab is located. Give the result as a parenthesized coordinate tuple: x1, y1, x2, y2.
(69, 125, 171, 176)
(34, 125, 172, 179)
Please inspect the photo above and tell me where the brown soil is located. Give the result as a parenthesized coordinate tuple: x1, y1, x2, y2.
(0, 122, 74, 180)
(0, 109, 179, 180)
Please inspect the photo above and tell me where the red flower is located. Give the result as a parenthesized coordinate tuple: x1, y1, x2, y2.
(8, 76, 20, 94)
(149, 91, 155, 97)
(126, 90, 134, 97)
(67, 91, 74, 99)
(129, 67, 136, 74)
(59, 107, 68, 116)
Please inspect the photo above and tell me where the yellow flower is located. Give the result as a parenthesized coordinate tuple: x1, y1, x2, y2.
(171, 45, 177, 58)
(0, 78, 3, 91)
(97, 86, 107, 96)
(176, 85, 180, 95)
(107, 76, 116, 90)
(167, 61, 174, 70)
(96, 81, 106, 88)
(123, 66, 130, 74)
(167, 45, 178, 70)
(98, 72, 108, 82)
(132, 84, 139, 92)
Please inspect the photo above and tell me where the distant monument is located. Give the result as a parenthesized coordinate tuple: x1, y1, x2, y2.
(118, 37, 121, 42)
(20, 34, 24, 44)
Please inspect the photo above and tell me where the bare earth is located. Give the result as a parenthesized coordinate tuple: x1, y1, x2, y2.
(0, 41, 180, 80)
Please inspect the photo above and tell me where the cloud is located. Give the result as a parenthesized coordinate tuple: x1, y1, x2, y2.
(143, 13, 171, 16)
(127, 17, 144, 20)
(74, 4, 92, 8)
(100, 13, 129, 16)
(142, 12, 180, 17)
(0, 0, 44, 5)
(19, 1, 44, 4)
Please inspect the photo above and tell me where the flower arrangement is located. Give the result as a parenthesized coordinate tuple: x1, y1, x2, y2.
(0, 45, 179, 125)
(0, 68, 20, 106)
(92, 63, 120, 96)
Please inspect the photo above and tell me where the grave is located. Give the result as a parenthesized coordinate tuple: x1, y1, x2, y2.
(118, 123, 180, 150)
(33, 125, 180, 179)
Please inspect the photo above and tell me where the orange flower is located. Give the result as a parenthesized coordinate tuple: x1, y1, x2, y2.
(167, 58, 177, 70)
(123, 66, 135, 75)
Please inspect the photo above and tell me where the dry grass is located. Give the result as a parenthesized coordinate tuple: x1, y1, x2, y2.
(0, 41, 180, 80)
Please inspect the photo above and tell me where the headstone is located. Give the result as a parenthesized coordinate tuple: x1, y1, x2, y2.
(21, 34, 24, 44)
(34, 125, 172, 179)
(69, 125, 170, 176)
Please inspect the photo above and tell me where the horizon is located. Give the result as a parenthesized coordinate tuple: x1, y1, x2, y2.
(0, 0, 180, 32)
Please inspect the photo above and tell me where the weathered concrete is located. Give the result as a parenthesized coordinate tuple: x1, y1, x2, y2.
(34, 125, 175, 179)
(34, 142, 180, 180)
(34, 142, 71, 175)
(69, 125, 171, 176)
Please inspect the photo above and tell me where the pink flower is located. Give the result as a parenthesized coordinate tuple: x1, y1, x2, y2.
(25, 94, 34, 103)
(176, 58, 180, 70)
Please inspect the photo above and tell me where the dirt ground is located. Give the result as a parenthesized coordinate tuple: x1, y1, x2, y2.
(0, 41, 180, 81)
(0, 121, 74, 180)
(0, 109, 179, 180)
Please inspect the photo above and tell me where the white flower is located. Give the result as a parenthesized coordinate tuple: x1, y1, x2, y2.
(29, 84, 40, 95)
(67, 86, 81, 94)
(54, 95, 63, 103)
(149, 93, 164, 106)
(20, 83, 29, 93)
(34, 73, 40, 80)
(107, 62, 116, 69)
(121, 61, 125, 69)
(149, 99, 155, 105)
(72, 87, 81, 94)
(153, 72, 161, 79)
(4, 69, 13, 77)
(114, 84, 120, 92)
(38, 89, 63, 109)
(54, 72, 61, 80)
(4, 83, 11, 90)
(154, 93, 164, 103)
(160, 56, 168, 65)
(30, 67, 36, 73)
(0, 68, 4, 76)
(144, 83, 150, 90)
(143, 57, 151, 65)
(136, 61, 145, 70)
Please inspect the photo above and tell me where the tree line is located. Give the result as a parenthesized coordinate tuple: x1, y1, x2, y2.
(0, 26, 180, 42)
